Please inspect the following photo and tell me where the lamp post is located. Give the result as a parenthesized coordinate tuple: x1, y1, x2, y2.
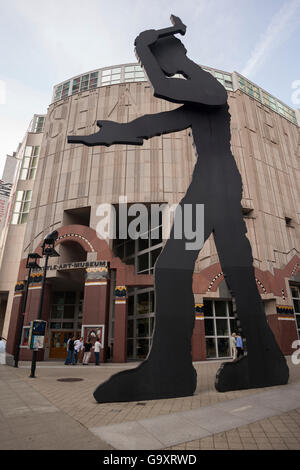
(29, 231, 60, 378)
(14, 253, 42, 368)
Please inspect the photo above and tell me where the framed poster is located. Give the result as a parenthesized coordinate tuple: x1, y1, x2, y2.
(81, 325, 105, 348)
(20, 326, 30, 348)
(29, 320, 47, 350)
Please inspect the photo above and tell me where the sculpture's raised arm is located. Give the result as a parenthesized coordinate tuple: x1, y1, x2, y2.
(135, 15, 227, 107)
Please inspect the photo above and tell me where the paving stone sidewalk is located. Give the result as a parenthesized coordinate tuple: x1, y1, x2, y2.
(165, 408, 300, 450)
(0, 366, 113, 450)
(2, 357, 300, 450)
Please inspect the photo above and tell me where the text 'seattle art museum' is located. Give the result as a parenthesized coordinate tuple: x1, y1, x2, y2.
(1, 17, 300, 399)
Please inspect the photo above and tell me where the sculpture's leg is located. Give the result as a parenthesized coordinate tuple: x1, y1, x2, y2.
(214, 208, 289, 391)
(93, 186, 212, 402)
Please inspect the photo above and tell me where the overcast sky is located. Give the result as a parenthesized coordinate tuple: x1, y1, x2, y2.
(1, 0, 300, 176)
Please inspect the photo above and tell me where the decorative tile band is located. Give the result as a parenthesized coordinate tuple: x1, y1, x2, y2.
(14, 281, 25, 292)
(276, 305, 294, 315)
(115, 286, 127, 304)
(291, 263, 300, 277)
(278, 316, 295, 321)
(29, 272, 43, 285)
(195, 303, 204, 320)
(85, 280, 107, 286)
(276, 305, 295, 320)
(85, 266, 108, 281)
(57, 233, 95, 252)
(207, 272, 223, 292)
(256, 278, 267, 294)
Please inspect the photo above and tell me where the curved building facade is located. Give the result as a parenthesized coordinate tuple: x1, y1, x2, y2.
(4, 62, 300, 364)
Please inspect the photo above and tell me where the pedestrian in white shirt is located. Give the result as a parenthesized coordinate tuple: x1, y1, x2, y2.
(93, 337, 101, 366)
(74, 337, 84, 364)
(0, 337, 6, 365)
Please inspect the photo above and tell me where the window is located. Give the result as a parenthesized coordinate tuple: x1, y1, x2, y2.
(32, 116, 45, 133)
(11, 190, 32, 224)
(72, 72, 99, 94)
(262, 92, 277, 111)
(100, 68, 123, 85)
(49, 291, 83, 332)
(238, 76, 261, 101)
(211, 70, 233, 91)
(113, 206, 163, 275)
(204, 299, 239, 359)
(277, 101, 297, 124)
(127, 287, 155, 360)
(291, 286, 300, 339)
(20, 146, 40, 180)
(54, 81, 70, 101)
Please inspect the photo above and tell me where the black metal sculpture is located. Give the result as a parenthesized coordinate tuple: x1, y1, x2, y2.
(68, 15, 289, 401)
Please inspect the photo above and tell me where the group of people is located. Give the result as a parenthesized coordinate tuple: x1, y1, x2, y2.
(231, 332, 244, 361)
(65, 336, 101, 366)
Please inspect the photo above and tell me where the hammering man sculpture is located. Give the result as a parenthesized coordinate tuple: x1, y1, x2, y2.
(68, 16, 289, 402)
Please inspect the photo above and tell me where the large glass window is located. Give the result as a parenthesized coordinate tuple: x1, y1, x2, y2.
(32, 116, 45, 133)
(113, 205, 163, 275)
(202, 69, 233, 91)
(204, 299, 239, 359)
(49, 291, 83, 332)
(127, 287, 155, 360)
(238, 76, 261, 101)
(20, 146, 40, 180)
(54, 81, 70, 101)
(291, 285, 300, 339)
(72, 71, 99, 94)
(100, 67, 122, 85)
(11, 190, 32, 224)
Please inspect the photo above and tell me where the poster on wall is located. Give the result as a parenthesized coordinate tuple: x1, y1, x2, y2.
(82, 325, 105, 348)
(20, 326, 30, 348)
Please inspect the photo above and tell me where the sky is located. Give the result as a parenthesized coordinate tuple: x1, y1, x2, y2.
(1, 0, 300, 176)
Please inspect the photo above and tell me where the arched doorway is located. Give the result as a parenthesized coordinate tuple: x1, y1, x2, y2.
(47, 240, 87, 359)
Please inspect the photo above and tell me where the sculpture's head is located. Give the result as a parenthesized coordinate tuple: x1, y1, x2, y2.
(150, 36, 189, 77)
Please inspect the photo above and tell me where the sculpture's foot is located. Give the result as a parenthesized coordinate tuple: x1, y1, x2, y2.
(93, 360, 197, 403)
(215, 354, 289, 392)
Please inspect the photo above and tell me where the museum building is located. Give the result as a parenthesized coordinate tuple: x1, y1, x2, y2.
(3, 62, 300, 364)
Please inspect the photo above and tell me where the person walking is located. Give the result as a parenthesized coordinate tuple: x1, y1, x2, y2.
(82, 338, 93, 365)
(74, 337, 83, 364)
(231, 333, 237, 361)
(65, 336, 76, 365)
(93, 337, 101, 366)
(236, 334, 244, 358)
(0, 337, 6, 365)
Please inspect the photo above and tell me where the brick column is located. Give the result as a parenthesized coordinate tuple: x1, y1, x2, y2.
(82, 266, 110, 363)
(269, 305, 299, 356)
(192, 303, 207, 361)
(113, 284, 128, 363)
(6, 282, 26, 356)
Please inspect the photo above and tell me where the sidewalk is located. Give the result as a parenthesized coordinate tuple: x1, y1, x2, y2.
(0, 366, 112, 450)
(1, 357, 300, 450)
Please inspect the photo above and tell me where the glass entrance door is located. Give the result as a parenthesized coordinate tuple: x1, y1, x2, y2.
(48, 290, 83, 359)
(204, 299, 238, 359)
(127, 287, 155, 360)
(49, 331, 76, 359)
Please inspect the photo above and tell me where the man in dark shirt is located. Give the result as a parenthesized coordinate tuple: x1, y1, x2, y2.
(64, 336, 76, 365)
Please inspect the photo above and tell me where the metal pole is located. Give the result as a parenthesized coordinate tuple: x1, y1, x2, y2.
(29, 254, 49, 379)
(14, 269, 31, 368)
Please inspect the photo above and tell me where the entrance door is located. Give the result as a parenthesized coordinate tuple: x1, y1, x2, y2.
(49, 331, 76, 359)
